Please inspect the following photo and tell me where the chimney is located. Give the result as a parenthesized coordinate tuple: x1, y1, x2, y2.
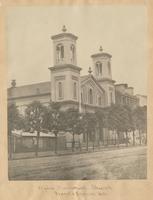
(115, 84, 128, 94)
(126, 87, 134, 95)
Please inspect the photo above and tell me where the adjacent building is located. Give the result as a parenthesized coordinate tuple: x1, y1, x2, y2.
(136, 94, 147, 107)
(115, 84, 139, 108)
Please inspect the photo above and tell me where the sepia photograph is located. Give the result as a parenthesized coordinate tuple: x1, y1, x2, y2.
(6, 5, 147, 180)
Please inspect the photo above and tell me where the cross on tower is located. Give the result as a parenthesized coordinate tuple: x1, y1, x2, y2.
(88, 67, 92, 74)
(99, 46, 103, 52)
(62, 25, 67, 32)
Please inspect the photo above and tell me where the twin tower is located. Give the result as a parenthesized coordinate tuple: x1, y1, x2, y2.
(49, 26, 115, 108)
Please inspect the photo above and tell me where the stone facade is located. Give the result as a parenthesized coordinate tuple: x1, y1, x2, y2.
(115, 84, 139, 108)
(136, 94, 147, 107)
(8, 26, 142, 114)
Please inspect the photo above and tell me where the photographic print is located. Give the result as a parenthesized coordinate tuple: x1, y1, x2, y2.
(6, 5, 147, 180)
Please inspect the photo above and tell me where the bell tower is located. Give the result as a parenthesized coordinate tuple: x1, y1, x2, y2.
(49, 26, 81, 107)
(52, 25, 77, 66)
(91, 46, 115, 106)
(91, 46, 112, 80)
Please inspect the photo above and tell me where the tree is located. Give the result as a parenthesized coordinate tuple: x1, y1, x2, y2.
(25, 101, 46, 157)
(82, 112, 97, 151)
(107, 105, 132, 147)
(42, 102, 66, 153)
(7, 103, 24, 159)
(133, 106, 147, 145)
(65, 108, 84, 152)
(95, 107, 109, 146)
(127, 107, 137, 146)
(123, 105, 134, 146)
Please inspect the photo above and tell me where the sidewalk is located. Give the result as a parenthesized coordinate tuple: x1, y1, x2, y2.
(10, 144, 145, 160)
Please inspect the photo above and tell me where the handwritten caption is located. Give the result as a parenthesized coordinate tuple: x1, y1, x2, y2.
(38, 184, 112, 197)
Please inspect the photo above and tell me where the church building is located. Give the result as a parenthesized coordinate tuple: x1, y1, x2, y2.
(8, 26, 115, 113)
(8, 26, 144, 150)
(8, 26, 117, 113)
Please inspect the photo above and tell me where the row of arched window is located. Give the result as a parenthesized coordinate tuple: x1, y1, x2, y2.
(58, 81, 103, 106)
(82, 87, 103, 106)
(89, 89, 93, 104)
(96, 62, 102, 76)
(58, 81, 77, 100)
(56, 43, 75, 62)
(95, 61, 111, 76)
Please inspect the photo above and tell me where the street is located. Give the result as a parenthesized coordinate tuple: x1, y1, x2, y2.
(8, 146, 147, 180)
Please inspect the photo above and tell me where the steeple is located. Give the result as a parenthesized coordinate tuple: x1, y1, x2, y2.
(49, 26, 81, 104)
(51, 26, 78, 66)
(91, 46, 115, 106)
(91, 46, 112, 81)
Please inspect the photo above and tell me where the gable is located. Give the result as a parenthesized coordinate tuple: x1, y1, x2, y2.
(80, 75, 106, 107)
(81, 75, 105, 95)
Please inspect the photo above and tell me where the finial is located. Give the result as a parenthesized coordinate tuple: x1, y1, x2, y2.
(11, 79, 16, 87)
(88, 67, 92, 74)
(62, 25, 67, 32)
(99, 46, 103, 52)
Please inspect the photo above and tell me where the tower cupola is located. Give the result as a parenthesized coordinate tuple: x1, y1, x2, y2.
(91, 46, 112, 81)
(51, 25, 78, 66)
(91, 46, 115, 106)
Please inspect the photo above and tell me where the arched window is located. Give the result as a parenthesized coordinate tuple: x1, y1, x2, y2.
(70, 44, 75, 62)
(61, 46, 64, 58)
(73, 82, 77, 99)
(98, 96, 102, 106)
(56, 44, 64, 62)
(81, 92, 83, 103)
(82, 87, 86, 103)
(58, 82, 63, 99)
(110, 92, 113, 104)
(96, 61, 102, 76)
(89, 88, 93, 104)
(108, 61, 111, 75)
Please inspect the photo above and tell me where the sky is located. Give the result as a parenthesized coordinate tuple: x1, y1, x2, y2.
(6, 5, 147, 95)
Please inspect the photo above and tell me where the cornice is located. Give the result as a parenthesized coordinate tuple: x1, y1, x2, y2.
(91, 52, 112, 58)
(49, 64, 82, 72)
(51, 33, 78, 40)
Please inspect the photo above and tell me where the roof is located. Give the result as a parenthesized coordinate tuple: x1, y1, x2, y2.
(136, 94, 147, 98)
(8, 81, 51, 99)
(80, 75, 89, 82)
(49, 64, 82, 72)
(12, 130, 56, 137)
(51, 33, 78, 40)
(115, 83, 128, 87)
(12, 130, 67, 137)
(115, 90, 138, 99)
(81, 74, 106, 94)
(91, 52, 112, 58)
(99, 78, 115, 84)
